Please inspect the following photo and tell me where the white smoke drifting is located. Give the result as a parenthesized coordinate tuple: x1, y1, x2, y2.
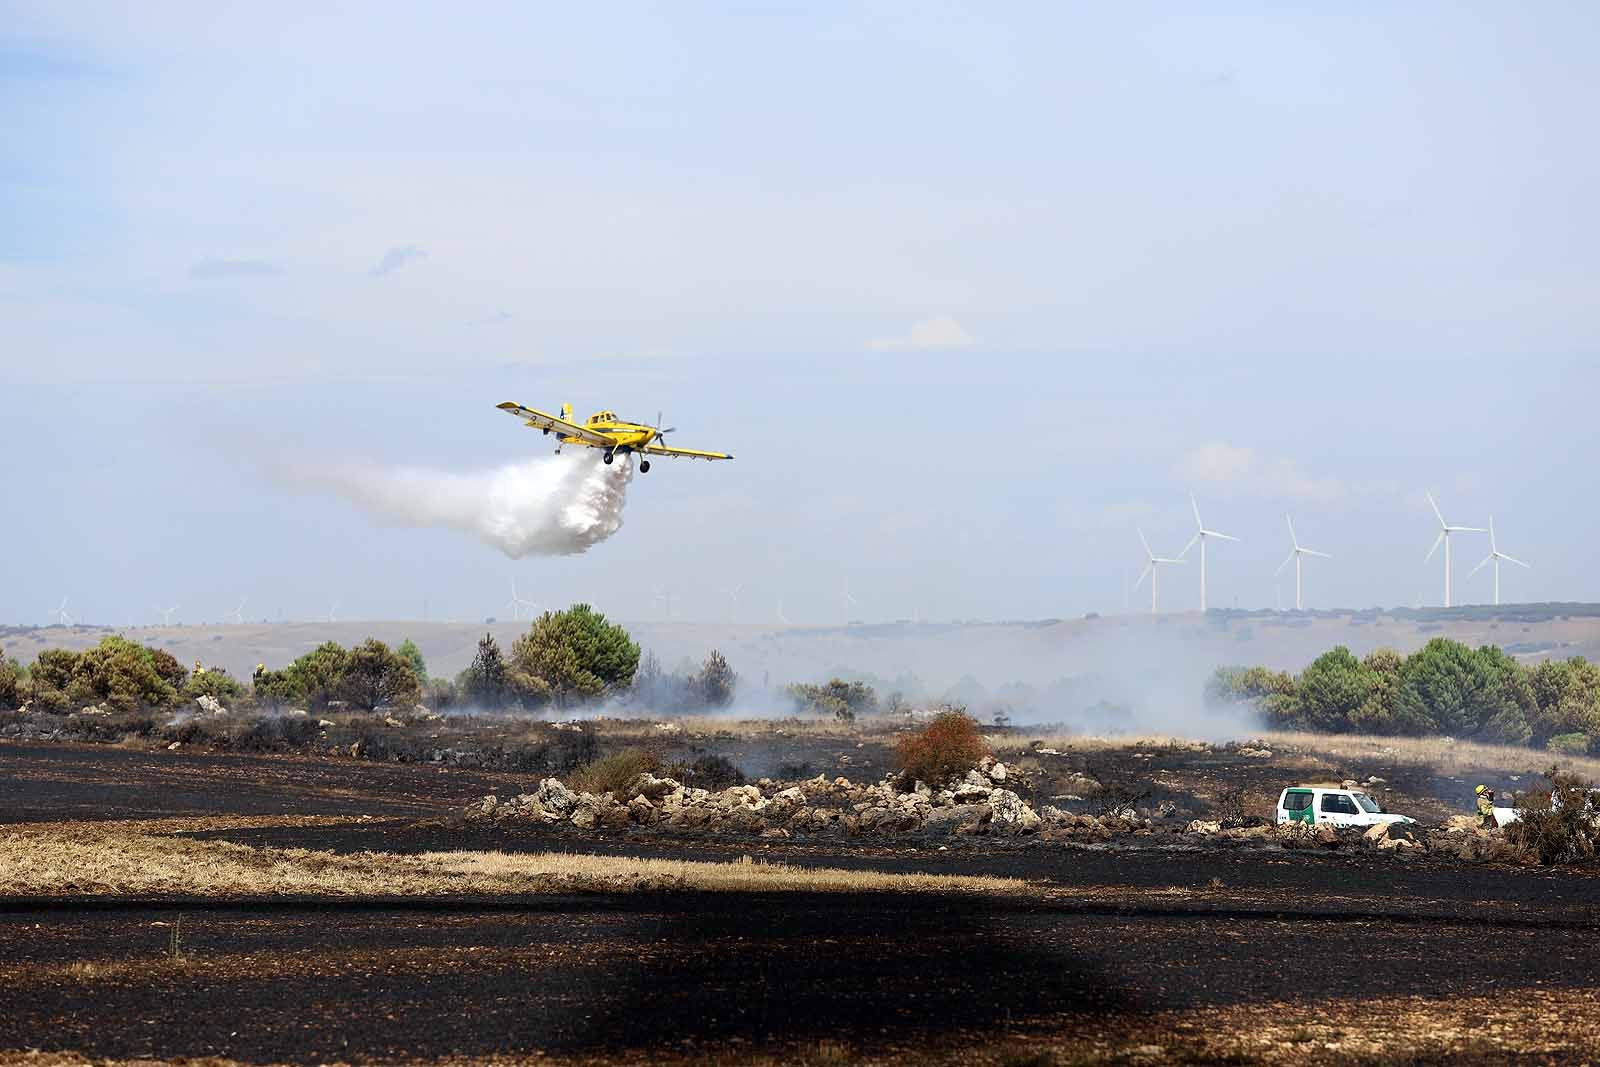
(286, 451, 633, 557)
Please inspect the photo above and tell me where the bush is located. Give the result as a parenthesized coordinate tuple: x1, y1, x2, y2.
(397, 639, 427, 683)
(1548, 732, 1590, 755)
(1506, 767, 1600, 864)
(458, 633, 510, 709)
(253, 668, 303, 712)
(338, 639, 421, 710)
(787, 678, 878, 723)
(511, 605, 640, 706)
(697, 650, 737, 709)
(286, 642, 348, 712)
(0, 652, 20, 710)
(183, 666, 244, 706)
(569, 748, 661, 794)
(894, 708, 989, 786)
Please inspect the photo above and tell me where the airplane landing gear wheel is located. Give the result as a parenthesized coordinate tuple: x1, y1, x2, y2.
(603, 451, 614, 465)
(639, 460, 651, 473)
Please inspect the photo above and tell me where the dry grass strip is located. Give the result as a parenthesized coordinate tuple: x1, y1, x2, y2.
(0, 826, 1030, 898)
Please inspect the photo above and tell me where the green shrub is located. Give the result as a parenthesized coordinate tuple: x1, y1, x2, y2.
(569, 747, 660, 794)
(338, 639, 421, 710)
(28, 648, 81, 710)
(62, 637, 180, 712)
(253, 668, 303, 712)
(458, 633, 510, 709)
(511, 605, 640, 706)
(0, 653, 20, 710)
(894, 708, 989, 785)
(696, 650, 737, 708)
(1547, 732, 1590, 755)
(286, 642, 348, 711)
(396, 639, 427, 683)
(787, 678, 877, 723)
(183, 666, 244, 705)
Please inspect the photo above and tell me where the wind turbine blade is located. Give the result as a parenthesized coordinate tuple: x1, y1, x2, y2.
(1206, 530, 1241, 543)
(1502, 554, 1531, 569)
(1424, 531, 1445, 563)
(1191, 493, 1203, 528)
(1467, 555, 1493, 577)
(1134, 564, 1151, 588)
(1155, 557, 1187, 565)
(1301, 548, 1331, 559)
(1446, 525, 1487, 533)
(1179, 533, 1199, 559)
(1427, 491, 1445, 526)
(1489, 515, 1498, 553)
(1275, 551, 1296, 576)
(1137, 527, 1152, 557)
(1285, 514, 1299, 549)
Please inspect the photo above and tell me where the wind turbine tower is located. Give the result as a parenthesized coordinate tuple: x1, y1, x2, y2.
(229, 598, 247, 625)
(1180, 494, 1240, 613)
(506, 579, 537, 621)
(1133, 528, 1186, 615)
(1469, 516, 1530, 606)
(1276, 515, 1330, 611)
(1424, 493, 1485, 608)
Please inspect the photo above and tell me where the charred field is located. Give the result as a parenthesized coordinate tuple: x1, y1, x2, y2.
(4, 720, 1600, 1065)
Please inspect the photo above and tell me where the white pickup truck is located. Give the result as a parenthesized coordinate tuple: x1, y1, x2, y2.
(1276, 785, 1416, 828)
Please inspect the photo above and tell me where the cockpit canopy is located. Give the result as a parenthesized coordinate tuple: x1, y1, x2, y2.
(588, 410, 619, 424)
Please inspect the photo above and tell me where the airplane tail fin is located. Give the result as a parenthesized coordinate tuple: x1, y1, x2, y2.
(561, 402, 573, 423)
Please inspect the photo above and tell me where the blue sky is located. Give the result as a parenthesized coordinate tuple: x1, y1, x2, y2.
(3, 3, 1597, 626)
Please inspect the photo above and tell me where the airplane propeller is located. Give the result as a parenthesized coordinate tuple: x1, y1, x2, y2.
(652, 410, 677, 445)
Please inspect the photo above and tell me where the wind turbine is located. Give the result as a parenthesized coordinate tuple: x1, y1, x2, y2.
(843, 579, 860, 623)
(1133, 528, 1186, 615)
(725, 583, 744, 623)
(777, 597, 791, 625)
(158, 605, 178, 626)
(228, 597, 247, 625)
(1276, 515, 1330, 611)
(653, 587, 673, 620)
(1424, 492, 1485, 608)
(326, 600, 340, 624)
(505, 578, 537, 621)
(1469, 515, 1530, 607)
(51, 597, 73, 627)
(1179, 494, 1240, 613)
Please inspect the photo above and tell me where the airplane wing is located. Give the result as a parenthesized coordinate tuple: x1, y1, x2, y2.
(496, 401, 613, 447)
(641, 442, 735, 462)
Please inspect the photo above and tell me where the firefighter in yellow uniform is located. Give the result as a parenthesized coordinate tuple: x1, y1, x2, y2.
(1475, 784, 1496, 829)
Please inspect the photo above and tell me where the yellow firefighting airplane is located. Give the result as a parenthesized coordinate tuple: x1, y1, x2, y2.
(496, 401, 734, 473)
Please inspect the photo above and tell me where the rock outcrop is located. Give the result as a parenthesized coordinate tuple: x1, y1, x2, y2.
(466, 760, 1051, 839)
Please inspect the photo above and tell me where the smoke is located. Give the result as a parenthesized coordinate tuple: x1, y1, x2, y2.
(281, 451, 633, 558)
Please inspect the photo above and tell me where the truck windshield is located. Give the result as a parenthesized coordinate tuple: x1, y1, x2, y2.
(1354, 794, 1382, 813)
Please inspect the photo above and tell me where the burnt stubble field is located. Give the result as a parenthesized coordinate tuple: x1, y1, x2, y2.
(5, 730, 1600, 1066)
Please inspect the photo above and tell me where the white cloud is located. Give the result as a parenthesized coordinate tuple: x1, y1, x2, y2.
(368, 245, 427, 278)
(867, 315, 974, 351)
(1175, 442, 1348, 504)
